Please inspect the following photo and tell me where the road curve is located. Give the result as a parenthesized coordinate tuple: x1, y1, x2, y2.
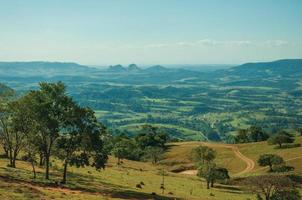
(179, 143, 255, 176)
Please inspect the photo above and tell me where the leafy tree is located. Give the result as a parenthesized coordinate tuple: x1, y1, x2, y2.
(23, 82, 76, 179)
(197, 162, 216, 189)
(235, 129, 249, 143)
(191, 145, 216, 164)
(210, 167, 229, 187)
(268, 131, 294, 148)
(55, 105, 108, 184)
(112, 138, 130, 164)
(244, 175, 295, 200)
(249, 126, 269, 142)
(258, 154, 284, 172)
(0, 95, 33, 168)
(135, 125, 168, 149)
(144, 146, 164, 164)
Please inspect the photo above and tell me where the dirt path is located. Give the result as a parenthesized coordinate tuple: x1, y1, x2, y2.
(179, 143, 255, 176)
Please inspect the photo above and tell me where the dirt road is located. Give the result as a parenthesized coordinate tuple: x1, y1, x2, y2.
(179, 143, 255, 176)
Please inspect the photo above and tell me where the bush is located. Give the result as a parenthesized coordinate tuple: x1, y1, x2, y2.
(272, 165, 295, 173)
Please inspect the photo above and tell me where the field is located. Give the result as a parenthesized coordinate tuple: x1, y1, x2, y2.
(2, 60, 302, 141)
(0, 137, 301, 200)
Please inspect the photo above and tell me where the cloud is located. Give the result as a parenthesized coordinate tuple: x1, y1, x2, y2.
(144, 39, 289, 49)
(262, 40, 289, 47)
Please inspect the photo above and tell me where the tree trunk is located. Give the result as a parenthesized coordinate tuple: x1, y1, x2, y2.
(206, 181, 210, 189)
(31, 161, 36, 179)
(45, 154, 50, 180)
(62, 161, 68, 184)
(39, 153, 45, 166)
(210, 180, 214, 187)
(3, 146, 8, 158)
(279, 143, 282, 148)
(269, 164, 273, 172)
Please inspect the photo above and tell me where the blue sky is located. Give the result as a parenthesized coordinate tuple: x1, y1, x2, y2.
(0, 0, 302, 65)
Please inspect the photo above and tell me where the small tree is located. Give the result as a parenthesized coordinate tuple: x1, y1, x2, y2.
(112, 139, 129, 165)
(244, 175, 295, 200)
(249, 126, 269, 142)
(191, 145, 216, 165)
(258, 154, 284, 172)
(197, 162, 216, 189)
(268, 132, 294, 148)
(144, 146, 164, 164)
(235, 129, 249, 143)
(210, 167, 229, 187)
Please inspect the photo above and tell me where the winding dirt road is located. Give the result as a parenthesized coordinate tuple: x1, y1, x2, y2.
(179, 143, 255, 176)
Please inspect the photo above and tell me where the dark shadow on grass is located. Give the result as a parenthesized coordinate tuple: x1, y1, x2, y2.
(213, 184, 241, 191)
(274, 143, 301, 149)
(103, 188, 182, 200)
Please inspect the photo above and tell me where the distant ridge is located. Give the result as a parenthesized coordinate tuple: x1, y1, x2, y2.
(0, 61, 96, 77)
(226, 59, 302, 77)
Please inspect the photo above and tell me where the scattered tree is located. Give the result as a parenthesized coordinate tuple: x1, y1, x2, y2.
(268, 131, 294, 148)
(258, 154, 284, 172)
(144, 146, 164, 164)
(191, 145, 216, 165)
(243, 175, 296, 200)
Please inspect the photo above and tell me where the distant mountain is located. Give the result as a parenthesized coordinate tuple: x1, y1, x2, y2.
(226, 59, 302, 77)
(128, 64, 141, 71)
(143, 65, 170, 73)
(0, 61, 96, 77)
(107, 64, 127, 72)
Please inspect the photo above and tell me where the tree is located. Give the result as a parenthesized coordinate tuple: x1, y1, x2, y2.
(244, 175, 295, 200)
(135, 125, 168, 149)
(24, 82, 75, 179)
(197, 162, 217, 189)
(0, 95, 33, 168)
(210, 167, 229, 187)
(112, 138, 130, 165)
(235, 129, 249, 143)
(258, 154, 284, 172)
(249, 126, 269, 142)
(268, 131, 294, 148)
(55, 104, 108, 184)
(144, 146, 164, 164)
(191, 145, 216, 164)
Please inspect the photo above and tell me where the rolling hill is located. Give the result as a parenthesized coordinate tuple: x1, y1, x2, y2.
(0, 137, 301, 200)
(0, 59, 302, 141)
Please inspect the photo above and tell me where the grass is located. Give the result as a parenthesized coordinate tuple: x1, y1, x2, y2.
(238, 136, 302, 173)
(0, 138, 301, 199)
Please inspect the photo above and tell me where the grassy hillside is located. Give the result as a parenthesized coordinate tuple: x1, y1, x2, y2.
(0, 138, 301, 199)
(0, 154, 252, 200)
(161, 136, 302, 175)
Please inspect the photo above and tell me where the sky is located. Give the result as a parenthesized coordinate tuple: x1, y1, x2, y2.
(0, 0, 302, 65)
